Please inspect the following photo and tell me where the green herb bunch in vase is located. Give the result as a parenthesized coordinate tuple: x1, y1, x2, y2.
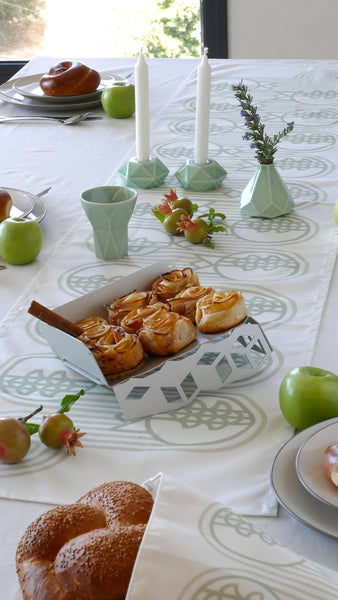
(232, 81, 295, 218)
(233, 81, 294, 165)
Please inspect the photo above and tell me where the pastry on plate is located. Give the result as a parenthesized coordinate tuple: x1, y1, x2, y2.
(195, 290, 247, 333)
(151, 267, 199, 302)
(40, 60, 101, 96)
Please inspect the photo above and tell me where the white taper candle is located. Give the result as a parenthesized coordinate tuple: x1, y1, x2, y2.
(194, 47, 211, 164)
(135, 49, 150, 162)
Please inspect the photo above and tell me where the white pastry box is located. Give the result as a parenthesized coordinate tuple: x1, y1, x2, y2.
(40, 261, 273, 421)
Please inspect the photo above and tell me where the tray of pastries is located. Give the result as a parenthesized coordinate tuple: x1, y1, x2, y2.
(34, 261, 273, 420)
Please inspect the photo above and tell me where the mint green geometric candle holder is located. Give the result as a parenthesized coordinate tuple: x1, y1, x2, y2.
(175, 159, 227, 191)
(118, 155, 169, 189)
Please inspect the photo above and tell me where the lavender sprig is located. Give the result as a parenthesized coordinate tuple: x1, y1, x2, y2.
(233, 81, 294, 165)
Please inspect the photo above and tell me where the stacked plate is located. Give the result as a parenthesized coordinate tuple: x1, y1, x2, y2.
(271, 417, 338, 538)
(6, 187, 47, 222)
(0, 70, 117, 112)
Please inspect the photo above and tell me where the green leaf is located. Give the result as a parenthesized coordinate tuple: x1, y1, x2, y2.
(58, 389, 85, 414)
(25, 422, 40, 435)
(209, 224, 228, 234)
(152, 209, 166, 223)
(204, 237, 215, 249)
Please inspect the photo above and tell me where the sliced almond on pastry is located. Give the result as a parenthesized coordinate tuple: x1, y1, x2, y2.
(196, 291, 247, 333)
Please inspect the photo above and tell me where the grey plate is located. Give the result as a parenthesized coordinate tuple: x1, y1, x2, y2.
(296, 421, 338, 509)
(12, 73, 108, 103)
(5, 187, 46, 222)
(0, 70, 116, 111)
(271, 417, 338, 539)
(7, 187, 35, 218)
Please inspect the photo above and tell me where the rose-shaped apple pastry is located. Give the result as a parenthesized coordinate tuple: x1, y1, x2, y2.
(138, 307, 196, 356)
(105, 290, 153, 325)
(78, 324, 144, 376)
(196, 291, 247, 333)
(77, 316, 111, 341)
(121, 302, 170, 333)
(168, 285, 215, 323)
(151, 267, 199, 302)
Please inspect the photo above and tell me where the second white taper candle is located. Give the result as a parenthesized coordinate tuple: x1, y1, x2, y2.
(135, 49, 150, 162)
(194, 48, 211, 165)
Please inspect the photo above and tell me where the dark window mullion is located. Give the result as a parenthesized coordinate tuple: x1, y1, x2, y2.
(200, 0, 228, 58)
(0, 61, 28, 84)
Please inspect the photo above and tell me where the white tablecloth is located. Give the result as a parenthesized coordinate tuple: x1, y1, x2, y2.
(0, 58, 337, 597)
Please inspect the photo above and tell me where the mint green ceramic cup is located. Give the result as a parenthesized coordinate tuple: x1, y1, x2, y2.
(81, 186, 137, 259)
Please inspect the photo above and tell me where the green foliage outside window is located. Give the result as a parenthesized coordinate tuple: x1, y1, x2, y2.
(0, 0, 45, 51)
(0, 0, 200, 59)
(143, 0, 200, 58)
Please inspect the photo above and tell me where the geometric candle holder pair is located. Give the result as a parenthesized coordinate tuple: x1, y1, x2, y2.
(119, 155, 227, 192)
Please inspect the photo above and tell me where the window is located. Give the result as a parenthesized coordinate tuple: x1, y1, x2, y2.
(0, 0, 228, 79)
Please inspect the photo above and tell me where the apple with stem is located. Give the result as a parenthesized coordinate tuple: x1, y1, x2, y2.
(0, 217, 43, 265)
(279, 366, 338, 430)
(101, 81, 135, 119)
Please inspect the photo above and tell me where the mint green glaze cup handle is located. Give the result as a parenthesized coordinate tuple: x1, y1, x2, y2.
(81, 186, 137, 260)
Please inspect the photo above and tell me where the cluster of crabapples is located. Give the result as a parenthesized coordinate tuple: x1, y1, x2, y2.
(152, 189, 227, 248)
(0, 391, 85, 464)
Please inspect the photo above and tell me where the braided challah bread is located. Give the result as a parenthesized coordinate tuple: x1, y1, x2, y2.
(16, 481, 153, 600)
(40, 61, 100, 97)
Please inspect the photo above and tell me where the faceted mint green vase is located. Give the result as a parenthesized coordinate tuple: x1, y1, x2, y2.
(240, 163, 294, 218)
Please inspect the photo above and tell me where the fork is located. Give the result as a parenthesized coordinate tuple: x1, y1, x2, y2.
(0, 112, 102, 125)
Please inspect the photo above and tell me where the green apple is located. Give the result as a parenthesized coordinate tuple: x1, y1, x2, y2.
(101, 81, 135, 119)
(334, 200, 338, 227)
(279, 366, 338, 430)
(0, 217, 43, 265)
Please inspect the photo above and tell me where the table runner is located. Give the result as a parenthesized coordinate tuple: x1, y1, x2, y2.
(11, 473, 338, 600)
(127, 473, 338, 599)
(0, 61, 337, 516)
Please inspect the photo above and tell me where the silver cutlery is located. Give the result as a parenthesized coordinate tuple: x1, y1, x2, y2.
(0, 112, 102, 125)
(36, 187, 52, 198)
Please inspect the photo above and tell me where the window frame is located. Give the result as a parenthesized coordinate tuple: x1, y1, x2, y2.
(0, 61, 28, 84)
(200, 0, 228, 58)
